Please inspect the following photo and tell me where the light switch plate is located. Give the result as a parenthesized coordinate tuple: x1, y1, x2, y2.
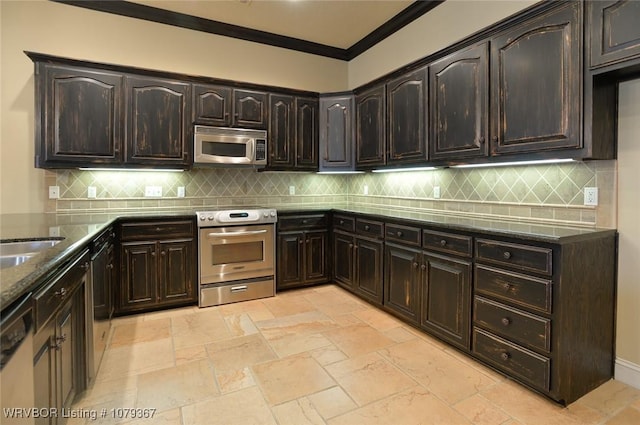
(363, 185, 369, 195)
(289, 185, 295, 195)
(48, 186, 60, 199)
(88, 186, 97, 198)
(145, 186, 162, 197)
(433, 186, 441, 199)
(177, 186, 185, 198)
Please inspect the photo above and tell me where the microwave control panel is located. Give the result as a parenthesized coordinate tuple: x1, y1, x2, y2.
(255, 139, 266, 161)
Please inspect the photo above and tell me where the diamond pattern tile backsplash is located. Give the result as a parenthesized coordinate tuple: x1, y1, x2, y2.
(48, 160, 617, 228)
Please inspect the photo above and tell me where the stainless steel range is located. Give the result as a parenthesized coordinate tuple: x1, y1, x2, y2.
(196, 207, 277, 307)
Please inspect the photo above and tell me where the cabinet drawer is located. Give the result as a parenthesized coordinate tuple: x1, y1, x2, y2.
(385, 223, 421, 246)
(475, 264, 552, 314)
(278, 214, 328, 230)
(120, 220, 194, 240)
(356, 218, 384, 239)
(333, 214, 355, 232)
(474, 296, 551, 352)
(475, 238, 552, 276)
(473, 327, 550, 391)
(33, 251, 89, 331)
(423, 229, 472, 257)
(91, 227, 114, 251)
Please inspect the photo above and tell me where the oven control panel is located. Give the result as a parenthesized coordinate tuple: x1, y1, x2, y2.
(196, 208, 277, 227)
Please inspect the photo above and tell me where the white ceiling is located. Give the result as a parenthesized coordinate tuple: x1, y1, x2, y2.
(130, 0, 414, 49)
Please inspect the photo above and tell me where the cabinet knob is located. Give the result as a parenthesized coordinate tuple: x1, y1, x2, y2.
(440, 239, 447, 246)
(151, 251, 156, 256)
(81, 262, 90, 270)
(478, 136, 485, 144)
(501, 317, 511, 326)
(55, 287, 67, 298)
(56, 334, 67, 344)
(500, 352, 510, 361)
(299, 240, 304, 245)
(107, 263, 114, 270)
(364, 225, 370, 231)
(156, 227, 162, 231)
(161, 250, 166, 256)
(306, 239, 310, 243)
(420, 264, 426, 271)
(348, 243, 354, 249)
(503, 251, 512, 260)
(492, 136, 498, 143)
(302, 219, 308, 224)
(412, 262, 419, 269)
(502, 282, 511, 291)
(339, 220, 345, 225)
(397, 231, 403, 237)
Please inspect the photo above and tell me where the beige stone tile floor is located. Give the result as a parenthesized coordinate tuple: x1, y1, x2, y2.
(70, 285, 640, 425)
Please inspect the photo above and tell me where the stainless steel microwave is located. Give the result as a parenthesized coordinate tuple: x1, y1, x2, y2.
(194, 125, 267, 167)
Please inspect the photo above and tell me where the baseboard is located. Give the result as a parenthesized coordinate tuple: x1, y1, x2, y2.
(615, 358, 640, 389)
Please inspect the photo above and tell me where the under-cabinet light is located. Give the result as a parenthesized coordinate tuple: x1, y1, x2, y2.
(78, 168, 184, 172)
(371, 166, 439, 173)
(316, 171, 365, 175)
(450, 159, 575, 169)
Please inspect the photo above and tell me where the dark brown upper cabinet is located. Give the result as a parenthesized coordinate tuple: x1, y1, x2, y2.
(268, 94, 295, 168)
(36, 64, 123, 168)
(589, 0, 640, 69)
(356, 84, 386, 168)
(192, 84, 232, 126)
(295, 97, 319, 170)
(490, 2, 581, 156)
(267, 94, 318, 171)
(234, 89, 268, 129)
(125, 76, 192, 167)
(386, 66, 429, 165)
(319, 94, 355, 171)
(430, 44, 489, 160)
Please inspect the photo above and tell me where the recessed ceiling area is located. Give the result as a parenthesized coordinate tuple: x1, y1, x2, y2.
(130, 0, 413, 50)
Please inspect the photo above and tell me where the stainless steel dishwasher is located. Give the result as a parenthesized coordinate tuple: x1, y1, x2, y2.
(1, 292, 35, 425)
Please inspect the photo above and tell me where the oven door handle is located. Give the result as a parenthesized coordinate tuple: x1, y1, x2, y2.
(207, 229, 268, 237)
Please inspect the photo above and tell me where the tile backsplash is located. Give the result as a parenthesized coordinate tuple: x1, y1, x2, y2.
(47, 160, 617, 228)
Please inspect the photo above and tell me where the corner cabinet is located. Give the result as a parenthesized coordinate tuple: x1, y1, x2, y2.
(490, 2, 581, 155)
(276, 213, 329, 290)
(319, 94, 355, 171)
(34, 63, 123, 168)
(430, 43, 489, 160)
(117, 219, 197, 314)
(124, 76, 192, 167)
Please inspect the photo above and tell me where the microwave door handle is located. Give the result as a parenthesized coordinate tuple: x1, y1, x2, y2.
(248, 138, 255, 161)
(207, 230, 268, 238)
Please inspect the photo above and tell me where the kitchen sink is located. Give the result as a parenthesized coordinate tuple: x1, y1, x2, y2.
(0, 239, 63, 269)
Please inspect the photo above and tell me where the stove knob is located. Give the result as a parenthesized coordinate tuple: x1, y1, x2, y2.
(207, 215, 214, 221)
(199, 216, 205, 221)
(263, 212, 269, 217)
(270, 211, 276, 217)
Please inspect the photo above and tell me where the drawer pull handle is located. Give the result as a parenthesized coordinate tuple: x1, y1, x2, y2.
(440, 239, 447, 246)
(397, 231, 403, 237)
(503, 251, 512, 260)
(501, 317, 511, 326)
(55, 287, 67, 298)
(230, 285, 248, 293)
(302, 219, 308, 224)
(500, 352, 510, 361)
(364, 225, 370, 231)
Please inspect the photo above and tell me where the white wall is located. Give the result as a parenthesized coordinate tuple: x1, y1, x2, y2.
(0, 0, 348, 214)
(348, 0, 537, 88)
(616, 79, 640, 385)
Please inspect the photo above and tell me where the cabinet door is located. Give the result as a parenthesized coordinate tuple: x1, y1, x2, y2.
(387, 67, 428, 164)
(158, 239, 196, 304)
(333, 231, 355, 290)
(430, 44, 489, 160)
(193, 84, 232, 126)
(233, 89, 267, 129)
(305, 230, 328, 283)
(384, 244, 420, 322)
(33, 320, 55, 425)
(296, 97, 319, 170)
(355, 237, 384, 306)
(490, 2, 581, 155)
(120, 241, 158, 311)
(589, 1, 640, 68)
(125, 76, 191, 166)
(269, 94, 295, 168)
(421, 253, 471, 350)
(92, 242, 111, 320)
(41, 65, 122, 167)
(356, 85, 386, 167)
(56, 299, 76, 414)
(319, 95, 354, 170)
(277, 232, 304, 289)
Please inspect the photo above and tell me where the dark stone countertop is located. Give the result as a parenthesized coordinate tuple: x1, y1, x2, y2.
(0, 205, 615, 310)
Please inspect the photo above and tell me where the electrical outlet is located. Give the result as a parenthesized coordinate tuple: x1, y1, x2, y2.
(145, 186, 162, 197)
(87, 186, 97, 198)
(363, 185, 369, 195)
(177, 187, 185, 198)
(48, 186, 60, 199)
(584, 187, 598, 206)
(433, 186, 441, 199)
(289, 185, 295, 195)
(48, 226, 60, 237)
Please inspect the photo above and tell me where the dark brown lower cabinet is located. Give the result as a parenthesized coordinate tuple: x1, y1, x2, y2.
(384, 243, 421, 323)
(420, 253, 472, 350)
(277, 230, 329, 290)
(117, 219, 196, 314)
